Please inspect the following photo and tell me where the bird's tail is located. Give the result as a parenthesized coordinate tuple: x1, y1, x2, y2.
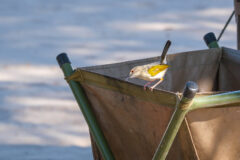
(160, 40, 171, 64)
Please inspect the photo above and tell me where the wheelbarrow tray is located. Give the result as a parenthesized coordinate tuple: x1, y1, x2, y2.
(68, 47, 240, 160)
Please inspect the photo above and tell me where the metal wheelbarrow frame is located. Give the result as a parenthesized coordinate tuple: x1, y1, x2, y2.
(56, 35, 240, 160)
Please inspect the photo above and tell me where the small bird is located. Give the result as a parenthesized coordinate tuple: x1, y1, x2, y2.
(128, 40, 171, 91)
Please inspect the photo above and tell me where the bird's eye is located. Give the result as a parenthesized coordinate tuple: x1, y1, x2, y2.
(131, 70, 134, 73)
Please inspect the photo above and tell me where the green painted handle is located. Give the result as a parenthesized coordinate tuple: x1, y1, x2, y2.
(203, 32, 220, 48)
(57, 53, 115, 160)
(152, 81, 198, 160)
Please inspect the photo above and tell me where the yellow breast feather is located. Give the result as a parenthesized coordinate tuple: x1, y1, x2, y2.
(148, 64, 169, 76)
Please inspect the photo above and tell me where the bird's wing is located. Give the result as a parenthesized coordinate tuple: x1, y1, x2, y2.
(148, 64, 169, 76)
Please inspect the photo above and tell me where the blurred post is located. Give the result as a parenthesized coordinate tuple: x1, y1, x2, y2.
(234, 0, 240, 49)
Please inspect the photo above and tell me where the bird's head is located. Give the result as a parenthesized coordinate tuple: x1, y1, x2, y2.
(129, 66, 142, 78)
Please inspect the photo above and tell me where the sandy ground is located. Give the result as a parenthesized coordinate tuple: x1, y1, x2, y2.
(0, 0, 236, 159)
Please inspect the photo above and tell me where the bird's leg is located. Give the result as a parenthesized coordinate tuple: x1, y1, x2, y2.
(149, 78, 164, 91)
(144, 81, 153, 90)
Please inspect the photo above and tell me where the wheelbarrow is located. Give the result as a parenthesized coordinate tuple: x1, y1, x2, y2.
(57, 35, 240, 160)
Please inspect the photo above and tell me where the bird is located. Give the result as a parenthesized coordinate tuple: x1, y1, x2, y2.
(127, 40, 171, 91)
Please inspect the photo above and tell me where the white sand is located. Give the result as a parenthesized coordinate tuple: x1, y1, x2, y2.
(0, 0, 235, 159)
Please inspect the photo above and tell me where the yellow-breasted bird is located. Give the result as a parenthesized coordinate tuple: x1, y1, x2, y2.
(128, 40, 171, 91)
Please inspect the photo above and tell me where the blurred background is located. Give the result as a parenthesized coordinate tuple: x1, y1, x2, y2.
(0, 0, 236, 159)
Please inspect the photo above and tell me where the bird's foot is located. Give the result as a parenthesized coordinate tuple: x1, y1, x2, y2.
(148, 78, 164, 91)
(144, 86, 147, 90)
(149, 86, 154, 92)
(143, 81, 153, 91)
(143, 86, 154, 91)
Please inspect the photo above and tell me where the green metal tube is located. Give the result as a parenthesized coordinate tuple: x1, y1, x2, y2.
(152, 82, 198, 160)
(57, 53, 114, 160)
(208, 41, 219, 48)
(152, 107, 188, 160)
(191, 90, 240, 110)
(203, 32, 220, 48)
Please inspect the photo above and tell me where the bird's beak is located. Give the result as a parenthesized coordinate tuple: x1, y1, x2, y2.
(129, 74, 136, 78)
(125, 74, 135, 81)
